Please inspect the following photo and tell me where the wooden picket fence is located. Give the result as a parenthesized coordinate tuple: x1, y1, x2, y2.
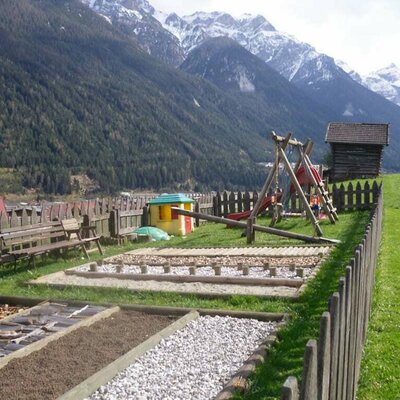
(213, 181, 380, 217)
(0, 193, 215, 239)
(0, 184, 378, 239)
(281, 186, 383, 400)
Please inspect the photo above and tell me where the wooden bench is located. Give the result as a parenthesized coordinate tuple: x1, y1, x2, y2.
(0, 219, 103, 269)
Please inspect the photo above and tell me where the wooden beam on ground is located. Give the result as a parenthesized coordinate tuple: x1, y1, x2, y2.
(171, 208, 340, 244)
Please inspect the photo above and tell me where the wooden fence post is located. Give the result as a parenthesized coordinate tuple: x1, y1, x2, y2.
(339, 184, 345, 212)
(364, 181, 370, 207)
(228, 192, 236, 214)
(244, 191, 251, 211)
(194, 202, 200, 227)
(329, 292, 340, 400)
(281, 376, 299, 400)
(142, 206, 149, 227)
(318, 312, 331, 400)
(237, 191, 243, 213)
(347, 182, 354, 211)
(341, 266, 352, 400)
(372, 181, 379, 203)
(337, 277, 346, 400)
(355, 182, 362, 210)
(222, 192, 228, 216)
(332, 184, 339, 212)
(347, 258, 357, 400)
(300, 339, 318, 400)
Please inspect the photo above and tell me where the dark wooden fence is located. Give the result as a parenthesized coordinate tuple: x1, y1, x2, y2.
(0, 193, 215, 239)
(213, 181, 380, 217)
(0, 183, 378, 240)
(281, 186, 383, 400)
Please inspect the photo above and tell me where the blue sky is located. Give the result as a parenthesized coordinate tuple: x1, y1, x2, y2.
(152, 0, 400, 75)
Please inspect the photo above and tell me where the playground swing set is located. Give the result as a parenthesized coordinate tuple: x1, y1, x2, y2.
(173, 131, 340, 245)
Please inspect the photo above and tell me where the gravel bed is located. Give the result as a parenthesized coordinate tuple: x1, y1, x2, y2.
(108, 254, 319, 268)
(89, 315, 276, 400)
(75, 263, 313, 280)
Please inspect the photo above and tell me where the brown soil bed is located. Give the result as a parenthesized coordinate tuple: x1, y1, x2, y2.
(0, 310, 176, 400)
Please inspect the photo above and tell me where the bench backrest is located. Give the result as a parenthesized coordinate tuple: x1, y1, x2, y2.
(0, 222, 66, 253)
(61, 218, 80, 233)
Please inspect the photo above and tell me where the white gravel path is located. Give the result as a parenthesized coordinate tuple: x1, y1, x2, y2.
(89, 316, 276, 400)
(74, 263, 313, 280)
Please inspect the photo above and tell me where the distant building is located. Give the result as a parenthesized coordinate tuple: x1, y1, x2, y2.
(325, 122, 389, 181)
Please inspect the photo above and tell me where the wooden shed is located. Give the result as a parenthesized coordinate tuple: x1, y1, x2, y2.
(325, 122, 389, 181)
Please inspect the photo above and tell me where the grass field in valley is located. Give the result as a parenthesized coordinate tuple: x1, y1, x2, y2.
(0, 183, 383, 399)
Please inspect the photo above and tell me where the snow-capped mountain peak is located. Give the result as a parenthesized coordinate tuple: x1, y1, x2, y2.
(356, 64, 400, 106)
(80, 0, 184, 65)
(156, 10, 340, 86)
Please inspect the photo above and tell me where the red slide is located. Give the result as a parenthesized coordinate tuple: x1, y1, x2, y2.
(227, 165, 322, 222)
(227, 192, 282, 221)
(290, 166, 322, 192)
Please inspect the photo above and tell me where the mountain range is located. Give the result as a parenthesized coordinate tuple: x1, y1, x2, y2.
(0, 0, 399, 195)
(80, 0, 400, 168)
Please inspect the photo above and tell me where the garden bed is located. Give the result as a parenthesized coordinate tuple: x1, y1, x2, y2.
(0, 308, 177, 400)
(61, 310, 285, 400)
(0, 302, 110, 360)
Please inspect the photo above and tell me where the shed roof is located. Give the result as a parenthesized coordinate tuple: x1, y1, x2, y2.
(148, 193, 195, 205)
(325, 123, 389, 145)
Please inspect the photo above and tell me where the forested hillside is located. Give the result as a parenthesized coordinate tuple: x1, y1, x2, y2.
(0, 0, 267, 193)
(0, 1, 333, 194)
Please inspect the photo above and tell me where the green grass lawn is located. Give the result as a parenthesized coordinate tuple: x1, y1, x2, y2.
(357, 174, 400, 400)
(0, 211, 366, 314)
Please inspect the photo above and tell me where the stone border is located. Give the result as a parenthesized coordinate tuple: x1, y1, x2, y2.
(215, 334, 278, 399)
(58, 310, 200, 400)
(0, 306, 120, 371)
(65, 268, 304, 288)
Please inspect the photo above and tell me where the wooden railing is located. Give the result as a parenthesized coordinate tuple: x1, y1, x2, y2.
(281, 187, 383, 400)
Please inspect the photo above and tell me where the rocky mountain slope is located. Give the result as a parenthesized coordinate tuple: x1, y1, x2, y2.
(180, 37, 331, 155)
(80, 0, 184, 65)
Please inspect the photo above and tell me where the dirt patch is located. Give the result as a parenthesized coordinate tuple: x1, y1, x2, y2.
(0, 310, 176, 400)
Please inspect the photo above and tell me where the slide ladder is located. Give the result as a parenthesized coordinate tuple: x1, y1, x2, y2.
(300, 153, 338, 223)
